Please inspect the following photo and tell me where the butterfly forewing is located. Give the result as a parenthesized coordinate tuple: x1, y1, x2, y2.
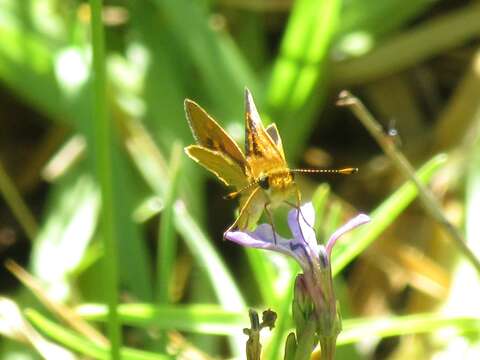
(244, 89, 287, 179)
(185, 99, 247, 170)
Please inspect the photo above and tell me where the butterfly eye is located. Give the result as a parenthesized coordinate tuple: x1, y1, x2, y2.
(259, 176, 270, 190)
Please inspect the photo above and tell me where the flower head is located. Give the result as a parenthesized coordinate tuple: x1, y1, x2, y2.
(224, 202, 370, 276)
(225, 202, 370, 352)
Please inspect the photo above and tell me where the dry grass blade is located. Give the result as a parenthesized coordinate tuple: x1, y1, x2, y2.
(432, 49, 480, 152)
(0, 296, 76, 359)
(5, 259, 108, 346)
(337, 91, 480, 274)
(0, 160, 38, 241)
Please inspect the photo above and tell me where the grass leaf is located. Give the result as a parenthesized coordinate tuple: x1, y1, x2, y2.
(332, 154, 448, 275)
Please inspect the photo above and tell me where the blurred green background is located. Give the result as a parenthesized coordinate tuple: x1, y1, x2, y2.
(1, 0, 480, 359)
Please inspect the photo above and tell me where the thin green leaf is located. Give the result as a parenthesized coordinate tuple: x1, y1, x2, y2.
(333, 3, 480, 86)
(174, 201, 245, 310)
(264, 286, 294, 360)
(312, 183, 331, 241)
(156, 144, 183, 303)
(31, 172, 98, 290)
(323, 200, 342, 245)
(26, 309, 169, 360)
(76, 303, 248, 335)
(267, 0, 341, 160)
(332, 154, 448, 275)
(244, 249, 278, 305)
(124, 120, 246, 311)
(337, 0, 439, 41)
(89, 0, 121, 357)
(339, 313, 480, 345)
(152, 0, 258, 119)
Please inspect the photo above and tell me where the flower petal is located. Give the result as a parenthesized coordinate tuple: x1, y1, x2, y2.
(224, 224, 297, 258)
(325, 213, 370, 256)
(287, 202, 316, 250)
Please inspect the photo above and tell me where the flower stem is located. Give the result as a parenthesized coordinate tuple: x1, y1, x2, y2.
(319, 336, 337, 360)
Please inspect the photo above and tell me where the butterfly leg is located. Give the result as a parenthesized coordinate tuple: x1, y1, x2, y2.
(264, 202, 278, 245)
(226, 187, 263, 237)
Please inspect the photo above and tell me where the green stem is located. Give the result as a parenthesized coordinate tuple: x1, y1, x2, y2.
(293, 318, 317, 360)
(156, 143, 182, 349)
(319, 336, 336, 360)
(156, 144, 182, 302)
(89, 0, 122, 358)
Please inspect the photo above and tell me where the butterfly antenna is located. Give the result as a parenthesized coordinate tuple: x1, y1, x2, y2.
(290, 167, 358, 175)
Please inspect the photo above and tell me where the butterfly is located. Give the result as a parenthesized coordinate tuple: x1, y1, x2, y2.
(184, 88, 356, 237)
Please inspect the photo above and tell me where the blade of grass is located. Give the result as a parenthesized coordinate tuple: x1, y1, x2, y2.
(156, 143, 182, 350)
(156, 143, 183, 303)
(121, 118, 246, 353)
(76, 303, 248, 335)
(5, 260, 108, 346)
(336, 0, 438, 42)
(338, 313, 480, 345)
(26, 309, 169, 360)
(0, 158, 38, 240)
(333, 2, 480, 86)
(112, 154, 153, 301)
(312, 183, 330, 242)
(0, 297, 76, 360)
(30, 171, 99, 292)
(323, 200, 342, 245)
(332, 154, 447, 275)
(244, 249, 277, 305)
(174, 202, 246, 354)
(152, 0, 258, 119)
(266, 0, 341, 160)
(432, 49, 480, 152)
(264, 281, 294, 360)
(0, 25, 64, 121)
(122, 118, 246, 309)
(338, 91, 480, 273)
(173, 201, 245, 310)
(89, 0, 121, 358)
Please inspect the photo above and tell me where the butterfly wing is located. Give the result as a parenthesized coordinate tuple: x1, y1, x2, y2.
(185, 99, 246, 170)
(244, 89, 287, 178)
(229, 187, 266, 231)
(185, 145, 248, 189)
(265, 123, 285, 159)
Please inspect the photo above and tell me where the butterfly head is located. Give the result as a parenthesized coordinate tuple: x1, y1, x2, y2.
(257, 170, 296, 205)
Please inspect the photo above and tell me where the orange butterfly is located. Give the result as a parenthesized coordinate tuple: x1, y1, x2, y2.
(184, 89, 356, 235)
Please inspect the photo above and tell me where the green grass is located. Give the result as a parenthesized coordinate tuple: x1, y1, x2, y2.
(1, 1, 480, 359)
(89, 0, 121, 357)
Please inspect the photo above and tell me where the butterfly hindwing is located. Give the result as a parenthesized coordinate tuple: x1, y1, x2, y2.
(230, 187, 265, 231)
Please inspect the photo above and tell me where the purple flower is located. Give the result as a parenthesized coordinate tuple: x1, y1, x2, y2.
(224, 202, 369, 279)
(224, 202, 370, 344)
